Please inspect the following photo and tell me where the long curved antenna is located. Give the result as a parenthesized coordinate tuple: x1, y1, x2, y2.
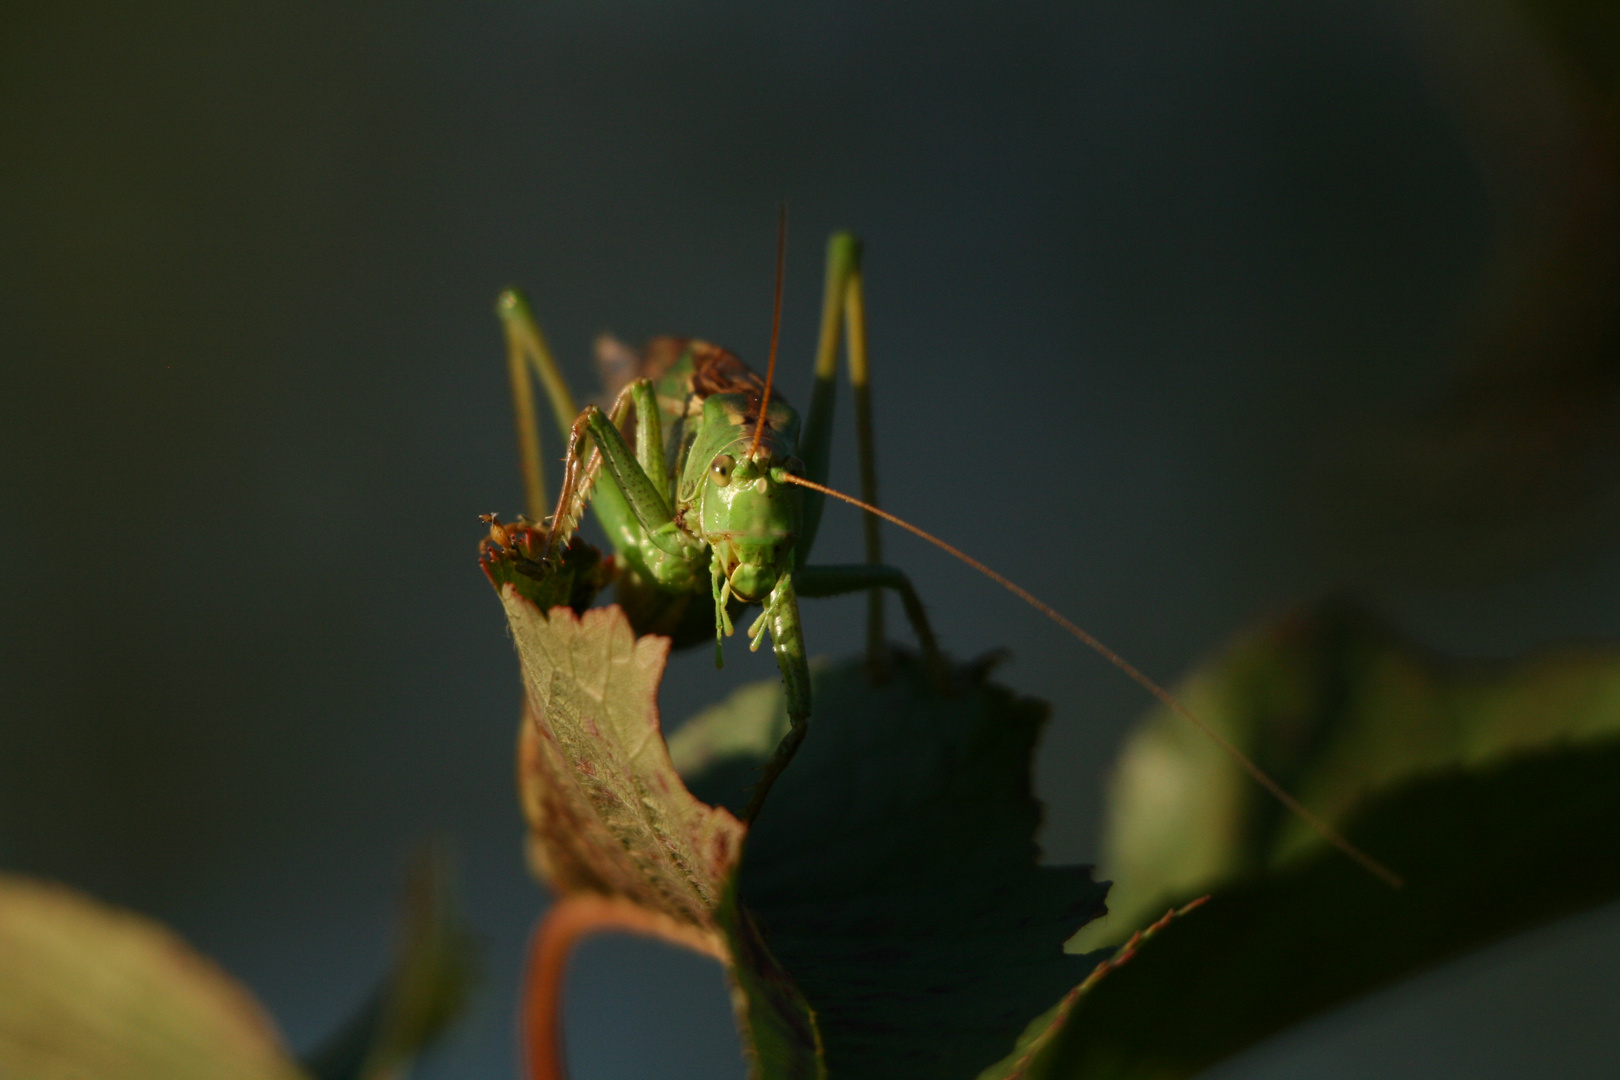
(779, 472, 1404, 890)
(748, 204, 788, 461)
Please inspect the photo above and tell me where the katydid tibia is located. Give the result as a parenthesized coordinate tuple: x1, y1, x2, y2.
(492, 227, 1401, 888)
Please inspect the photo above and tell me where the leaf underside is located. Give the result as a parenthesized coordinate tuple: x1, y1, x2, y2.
(503, 588, 821, 1074)
(506, 589, 745, 927)
(672, 652, 1109, 1080)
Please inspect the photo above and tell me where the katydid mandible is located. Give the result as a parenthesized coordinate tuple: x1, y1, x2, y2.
(493, 226, 1401, 887)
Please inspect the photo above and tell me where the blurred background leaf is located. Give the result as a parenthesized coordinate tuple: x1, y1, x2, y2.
(1086, 602, 1620, 936)
(1023, 737, 1620, 1078)
(0, 853, 472, 1080)
(0, 873, 310, 1080)
(1037, 601, 1620, 1077)
(1314, 0, 1620, 585)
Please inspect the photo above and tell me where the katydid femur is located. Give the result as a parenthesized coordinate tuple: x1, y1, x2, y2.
(494, 228, 1400, 887)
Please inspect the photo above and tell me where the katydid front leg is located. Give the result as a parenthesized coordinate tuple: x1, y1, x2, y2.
(572, 381, 706, 582)
(741, 562, 949, 823)
(545, 384, 667, 571)
(742, 570, 810, 822)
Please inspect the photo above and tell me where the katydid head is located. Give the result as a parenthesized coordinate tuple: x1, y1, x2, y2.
(689, 393, 803, 602)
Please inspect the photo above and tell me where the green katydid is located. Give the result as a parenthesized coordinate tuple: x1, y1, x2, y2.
(490, 221, 1400, 888)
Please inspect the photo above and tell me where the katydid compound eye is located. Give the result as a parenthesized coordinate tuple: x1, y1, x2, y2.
(709, 454, 735, 486)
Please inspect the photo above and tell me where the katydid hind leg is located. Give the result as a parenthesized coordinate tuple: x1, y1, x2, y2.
(840, 251, 889, 681)
(496, 290, 649, 562)
(498, 291, 547, 522)
(792, 233, 890, 679)
(793, 232, 861, 562)
(496, 289, 581, 439)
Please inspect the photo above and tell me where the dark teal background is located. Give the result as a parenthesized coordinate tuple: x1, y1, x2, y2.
(3, 3, 1618, 1077)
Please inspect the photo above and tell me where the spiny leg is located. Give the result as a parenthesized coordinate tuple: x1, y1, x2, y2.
(544, 388, 636, 560)
(545, 417, 595, 559)
(497, 290, 653, 567)
(573, 382, 703, 564)
(547, 380, 713, 657)
(794, 234, 892, 680)
(742, 571, 811, 823)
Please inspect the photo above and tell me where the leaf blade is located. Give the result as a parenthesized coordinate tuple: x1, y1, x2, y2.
(0, 874, 309, 1080)
(675, 654, 1110, 1080)
(1021, 739, 1620, 1079)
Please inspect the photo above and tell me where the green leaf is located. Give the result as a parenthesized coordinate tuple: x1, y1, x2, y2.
(973, 898, 1207, 1080)
(501, 587, 821, 1077)
(1090, 604, 1620, 937)
(1021, 603, 1620, 1079)
(0, 874, 309, 1080)
(672, 653, 1109, 1080)
(1015, 738, 1620, 1079)
(505, 588, 748, 930)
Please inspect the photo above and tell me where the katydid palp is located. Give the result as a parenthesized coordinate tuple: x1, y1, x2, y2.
(489, 225, 1400, 887)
